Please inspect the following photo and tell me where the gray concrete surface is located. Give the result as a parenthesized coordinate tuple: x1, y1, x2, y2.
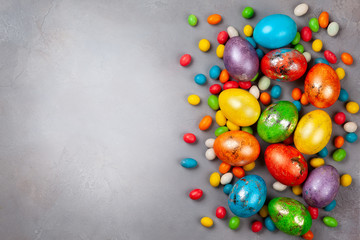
(0, 0, 359, 239)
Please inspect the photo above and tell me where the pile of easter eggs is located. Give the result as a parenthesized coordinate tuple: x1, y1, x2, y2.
(179, 3, 357, 239)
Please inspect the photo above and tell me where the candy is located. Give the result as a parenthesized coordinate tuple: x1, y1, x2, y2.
(243, 162, 255, 171)
(338, 88, 349, 102)
(314, 57, 329, 65)
(264, 217, 276, 232)
(188, 94, 200, 105)
(270, 85, 281, 98)
(243, 25, 253, 37)
(258, 76, 271, 90)
(324, 50, 337, 64)
(209, 84, 222, 95)
(241, 126, 253, 135)
(294, 3, 309, 16)
(312, 39, 323, 52)
(226, 120, 240, 131)
(273, 181, 287, 191)
(260, 92, 271, 105)
(317, 146, 328, 158)
(319, 11, 329, 28)
(324, 199, 336, 211)
(336, 67, 345, 80)
(256, 48, 264, 59)
(216, 206, 227, 219)
(223, 184, 233, 195)
(227, 26, 239, 38)
(220, 172, 233, 185)
(183, 133, 196, 144)
(327, 22, 339, 37)
(207, 14, 222, 25)
(208, 95, 219, 110)
(303, 52, 311, 62)
(302, 230, 314, 240)
(293, 100, 301, 111)
(301, 26, 312, 41)
(251, 221, 263, 232)
(215, 110, 227, 126)
(334, 112, 346, 125)
(259, 205, 268, 218)
(294, 43, 304, 53)
(308, 206, 319, 219)
(310, 158, 325, 168)
(245, 37, 257, 48)
(344, 122, 357, 132)
(291, 32, 301, 45)
(180, 158, 198, 168)
(217, 31, 229, 44)
(242, 7, 254, 19)
(232, 167, 245, 178)
(340, 174, 352, 187)
(205, 138, 215, 148)
(219, 69, 230, 83)
(346, 101, 359, 114)
(216, 44, 225, 58)
(292, 185, 302, 195)
(209, 172, 221, 187)
(292, 88, 302, 100)
(341, 52, 353, 65)
(194, 73, 207, 85)
(229, 216, 240, 230)
(251, 72, 259, 82)
(249, 85, 260, 99)
(188, 14, 198, 26)
(238, 81, 252, 90)
(199, 39, 211, 52)
(309, 18, 319, 32)
(333, 149, 346, 162)
(345, 132, 358, 143)
(223, 81, 239, 90)
(323, 216, 338, 227)
(201, 217, 214, 228)
(180, 54, 192, 66)
(199, 115, 213, 130)
(214, 126, 229, 136)
(205, 148, 217, 160)
(219, 162, 231, 174)
(209, 65, 221, 79)
(334, 136, 344, 148)
(189, 189, 203, 200)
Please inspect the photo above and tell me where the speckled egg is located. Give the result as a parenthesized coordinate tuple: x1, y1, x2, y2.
(303, 165, 340, 208)
(228, 175, 267, 218)
(261, 48, 307, 82)
(257, 101, 298, 143)
(268, 197, 312, 235)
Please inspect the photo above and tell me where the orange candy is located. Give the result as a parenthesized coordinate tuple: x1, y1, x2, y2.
(207, 14, 222, 25)
(318, 12, 329, 28)
(219, 162, 231, 174)
(334, 136, 345, 148)
(260, 92, 271, 105)
(232, 167, 245, 178)
(302, 230, 314, 240)
(300, 93, 309, 105)
(292, 88, 302, 101)
(341, 52, 354, 65)
(199, 115, 213, 131)
(219, 69, 230, 83)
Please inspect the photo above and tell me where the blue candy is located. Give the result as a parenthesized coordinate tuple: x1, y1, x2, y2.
(338, 88, 349, 102)
(324, 199, 336, 212)
(293, 100, 301, 111)
(314, 57, 330, 65)
(194, 73, 207, 85)
(345, 132, 358, 143)
(245, 37, 257, 48)
(271, 85, 282, 99)
(256, 48, 264, 59)
(223, 184, 233, 195)
(317, 146, 328, 158)
(209, 65, 221, 79)
(265, 216, 276, 232)
(180, 158, 197, 168)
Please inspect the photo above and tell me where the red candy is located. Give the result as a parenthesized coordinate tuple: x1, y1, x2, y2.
(308, 206, 318, 219)
(283, 134, 294, 145)
(238, 81, 252, 90)
(223, 81, 239, 90)
(324, 50, 337, 64)
(180, 54, 192, 66)
(209, 84, 222, 95)
(334, 112, 346, 125)
(217, 31, 229, 44)
(301, 26, 312, 42)
(183, 133, 196, 143)
(189, 189, 203, 200)
(251, 221, 263, 232)
(215, 206, 227, 219)
(302, 230, 314, 240)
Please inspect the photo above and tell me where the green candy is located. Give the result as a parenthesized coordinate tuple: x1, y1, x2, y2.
(188, 14, 198, 26)
(251, 72, 259, 82)
(242, 7, 254, 19)
(228, 216, 240, 230)
(215, 126, 229, 137)
(257, 101, 298, 143)
(309, 18, 320, 32)
(291, 32, 300, 45)
(294, 44, 304, 53)
(241, 126, 253, 135)
(333, 148, 346, 162)
(268, 197, 312, 236)
(323, 216, 338, 227)
(208, 95, 219, 110)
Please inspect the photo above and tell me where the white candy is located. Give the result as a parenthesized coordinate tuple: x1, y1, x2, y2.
(249, 85, 260, 99)
(303, 52, 312, 62)
(273, 181, 287, 191)
(205, 148, 216, 160)
(205, 138, 215, 148)
(344, 122, 357, 133)
(327, 22, 340, 37)
(227, 26, 239, 38)
(258, 76, 271, 91)
(294, 3, 309, 17)
(220, 173, 233, 185)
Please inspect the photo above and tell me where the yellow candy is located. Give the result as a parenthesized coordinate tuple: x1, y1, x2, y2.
(259, 205, 268, 218)
(292, 185, 302, 196)
(346, 101, 359, 114)
(226, 120, 240, 131)
(336, 67, 345, 80)
(199, 39, 211, 52)
(216, 44, 225, 58)
(243, 25, 253, 37)
(340, 174, 352, 187)
(209, 172, 221, 187)
(215, 110, 227, 126)
(312, 39, 323, 52)
(187, 94, 200, 105)
(243, 162, 255, 171)
(310, 158, 325, 168)
(201, 217, 214, 228)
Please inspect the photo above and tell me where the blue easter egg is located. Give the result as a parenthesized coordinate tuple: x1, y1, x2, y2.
(265, 216, 276, 232)
(324, 199, 336, 211)
(253, 14, 297, 49)
(314, 58, 330, 65)
(317, 146, 328, 157)
(345, 132, 358, 143)
(293, 100, 302, 111)
(223, 184, 233, 195)
(194, 73, 207, 85)
(228, 175, 267, 218)
(209, 65, 221, 79)
(338, 88, 349, 102)
(245, 37, 257, 48)
(256, 48, 264, 59)
(271, 85, 282, 98)
(180, 158, 197, 168)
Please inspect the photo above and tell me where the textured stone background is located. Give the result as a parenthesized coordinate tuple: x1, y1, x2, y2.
(0, 0, 359, 239)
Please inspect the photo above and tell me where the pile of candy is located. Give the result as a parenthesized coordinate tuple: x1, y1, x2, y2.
(179, 3, 357, 239)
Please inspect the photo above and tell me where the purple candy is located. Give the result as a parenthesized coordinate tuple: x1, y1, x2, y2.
(223, 36, 259, 82)
(303, 165, 340, 208)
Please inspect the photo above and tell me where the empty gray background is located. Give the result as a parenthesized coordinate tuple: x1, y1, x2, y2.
(0, 0, 359, 239)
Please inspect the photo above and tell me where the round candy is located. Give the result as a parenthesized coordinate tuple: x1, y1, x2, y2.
(238, 81, 251, 90)
(215, 110, 227, 126)
(260, 92, 271, 105)
(199, 39, 211, 52)
(214, 126, 229, 137)
(341, 52, 353, 65)
(207, 14, 222, 25)
(199, 115, 213, 131)
(312, 39, 323, 52)
(324, 199, 336, 211)
(219, 69, 230, 83)
(218, 31, 229, 44)
(205, 138, 215, 148)
(338, 89, 349, 102)
(291, 32, 301, 45)
(189, 189, 203, 200)
(314, 57, 329, 65)
(302, 230, 314, 240)
(227, 120, 240, 131)
(216, 206, 227, 219)
(243, 25, 253, 37)
(336, 67, 345, 80)
(216, 44, 225, 58)
(205, 148, 216, 160)
(323, 216, 338, 227)
(319, 11, 329, 28)
(324, 50, 337, 64)
(208, 95, 219, 110)
(271, 85, 282, 99)
(346, 101, 359, 114)
(243, 162, 256, 171)
(293, 101, 301, 111)
(294, 3, 309, 16)
(265, 216, 276, 232)
(227, 26, 239, 38)
(209, 172, 221, 187)
(180, 54, 191, 66)
(308, 206, 319, 219)
(242, 7, 254, 18)
(258, 76, 271, 90)
(209, 65, 221, 79)
(219, 162, 231, 174)
(221, 172, 233, 185)
(241, 126, 253, 135)
(309, 18, 319, 32)
(259, 205, 268, 218)
(301, 26, 312, 41)
(334, 136, 344, 148)
(245, 37, 256, 48)
(310, 158, 325, 168)
(317, 147, 328, 158)
(334, 112, 346, 125)
(209, 84, 222, 95)
(201, 217, 213, 228)
(251, 221, 263, 232)
(183, 133, 196, 143)
(294, 44, 304, 53)
(194, 73, 207, 85)
(249, 85, 260, 99)
(345, 132, 358, 143)
(273, 181, 287, 191)
(256, 48, 264, 59)
(188, 14, 198, 26)
(223, 184, 233, 195)
(232, 167, 245, 178)
(188, 94, 200, 105)
(229, 216, 240, 230)
(223, 81, 239, 90)
(327, 22, 339, 37)
(303, 52, 311, 62)
(180, 158, 198, 168)
(344, 122, 357, 132)
(292, 185, 302, 195)
(340, 174, 352, 187)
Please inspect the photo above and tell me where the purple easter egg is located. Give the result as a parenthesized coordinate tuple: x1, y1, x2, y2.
(302, 165, 340, 208)
(223, 37, 259, 82)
